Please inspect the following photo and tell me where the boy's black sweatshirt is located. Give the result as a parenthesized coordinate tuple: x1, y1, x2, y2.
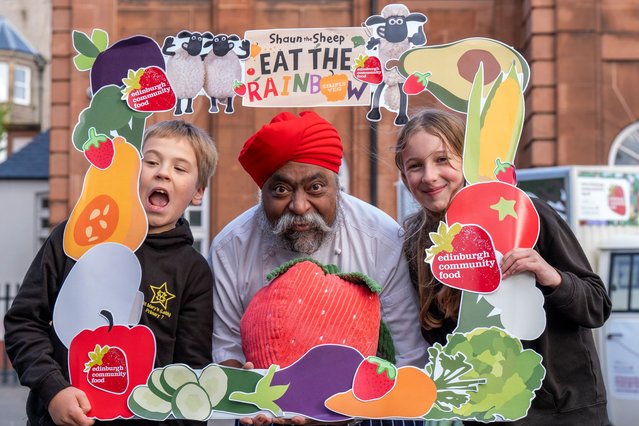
(4, 218, 213, 425)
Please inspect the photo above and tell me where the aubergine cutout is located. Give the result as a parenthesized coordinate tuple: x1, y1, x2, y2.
(91, 35, 165, 95)
(271, 344, 364, 422)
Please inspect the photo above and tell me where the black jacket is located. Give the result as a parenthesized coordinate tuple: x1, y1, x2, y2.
(4, 218, 213, 426)
(421, 199, 611, 425)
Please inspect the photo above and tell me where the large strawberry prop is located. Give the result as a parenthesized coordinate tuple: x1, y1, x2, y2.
(426, 222, 501, 293)
(82, 127, 114, 170)
(69, 310, 156, 420)
(240, 259, 391, 369)
(352, 54, 383, 85)
(121, 66, 176, 112)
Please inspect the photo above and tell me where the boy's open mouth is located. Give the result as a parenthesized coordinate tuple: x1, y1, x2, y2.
(149, 189, 169, 207)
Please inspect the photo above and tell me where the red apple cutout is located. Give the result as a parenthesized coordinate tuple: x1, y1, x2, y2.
(69, 310, 156, 420)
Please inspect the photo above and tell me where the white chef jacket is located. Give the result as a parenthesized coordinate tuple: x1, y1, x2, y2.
(208, 192, 428, 368)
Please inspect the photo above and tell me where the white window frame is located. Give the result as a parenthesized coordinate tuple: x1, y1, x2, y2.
(609, 121, 639, 166)
(35, 191, 49, 250)
(13, 64, 31, 106)
(0, 61, 8, 102)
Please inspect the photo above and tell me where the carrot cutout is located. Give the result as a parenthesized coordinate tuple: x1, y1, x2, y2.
(325, 344, 484, 419)
(325, 366, 436, 418)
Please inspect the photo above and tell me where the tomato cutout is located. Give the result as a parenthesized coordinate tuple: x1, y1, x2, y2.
(446, 181, 540, 254)
(73, 194, 119, 246)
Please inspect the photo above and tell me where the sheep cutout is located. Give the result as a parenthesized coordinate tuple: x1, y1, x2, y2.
(364, 4, 427, 126)
(162, 31, 213, 115)
(203, 34, 251, 114)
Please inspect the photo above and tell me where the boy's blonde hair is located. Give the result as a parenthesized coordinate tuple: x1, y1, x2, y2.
(143, 120, 218, 189)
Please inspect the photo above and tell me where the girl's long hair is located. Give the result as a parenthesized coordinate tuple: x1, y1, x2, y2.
(394, 109, 465, 331)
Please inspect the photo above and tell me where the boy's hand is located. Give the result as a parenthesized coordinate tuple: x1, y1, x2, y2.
(48, 386, 94, 426)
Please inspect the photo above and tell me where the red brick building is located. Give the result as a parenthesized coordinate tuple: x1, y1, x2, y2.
(49, 0, 639, 240)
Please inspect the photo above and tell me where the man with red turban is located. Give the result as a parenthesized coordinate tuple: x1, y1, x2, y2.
(208, 111, 427, 423)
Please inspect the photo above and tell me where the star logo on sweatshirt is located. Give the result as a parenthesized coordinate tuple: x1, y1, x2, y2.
(149, 282, 176, 310)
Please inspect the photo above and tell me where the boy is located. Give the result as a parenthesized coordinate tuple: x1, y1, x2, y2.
(4, 120, 218, 426)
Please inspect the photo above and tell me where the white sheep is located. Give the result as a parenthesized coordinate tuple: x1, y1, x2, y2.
(162, 31, 213, 115)
(203, 34, 250, 114)
(364, 4, 427, 125)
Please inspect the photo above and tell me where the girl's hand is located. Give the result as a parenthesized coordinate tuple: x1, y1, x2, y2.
(500, 248, 562, 288)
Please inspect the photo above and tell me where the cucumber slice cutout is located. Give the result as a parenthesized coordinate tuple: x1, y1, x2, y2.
(172, 382, 212, 421)
(148, 368, 172, 401)
(198, 365, 228, 406)
(128, 385, 172, 421)
(160, 364, 198, 394)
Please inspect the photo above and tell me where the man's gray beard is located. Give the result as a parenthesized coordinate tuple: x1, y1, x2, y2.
(258, 197, 341, 255)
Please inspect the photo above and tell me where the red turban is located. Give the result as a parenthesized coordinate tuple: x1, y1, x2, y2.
(238, 111, 343, 187)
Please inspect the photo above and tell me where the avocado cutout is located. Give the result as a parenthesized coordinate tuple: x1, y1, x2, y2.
(395, 37, 529, 113)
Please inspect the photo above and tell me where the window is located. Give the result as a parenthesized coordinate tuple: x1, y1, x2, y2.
(609, 121, 639, 166)
(0, 132, 6, 163)
(183, 189, 209, 256)
(35, 192, 49, 249)
(13, 64, 31, 105)
(396, 176, 420, 223)
(0, 61, 8, 102)
(609, 252, 639, 312)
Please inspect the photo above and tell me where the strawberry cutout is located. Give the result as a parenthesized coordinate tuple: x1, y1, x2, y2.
(84, 344, 129, 394)
(352, 356, 397, 401)
(233, 80, 247, 97)
(608, 184, 626, 216)
(426, 222, 501, 294)
(82, 127, 114, 170)
(352, 54, 383, 85)
(494, 158, 517, 185)
(402, 71, 431, 95)
(121, 66, 176, 112)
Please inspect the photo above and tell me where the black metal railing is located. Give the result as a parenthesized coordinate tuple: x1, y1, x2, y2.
(1, 282, 20, 385)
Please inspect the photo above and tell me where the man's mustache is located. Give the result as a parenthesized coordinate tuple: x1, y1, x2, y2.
(273, 211, 332, 234)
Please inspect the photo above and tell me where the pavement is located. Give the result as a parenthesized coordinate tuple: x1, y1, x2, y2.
(0, 384, 29, 426)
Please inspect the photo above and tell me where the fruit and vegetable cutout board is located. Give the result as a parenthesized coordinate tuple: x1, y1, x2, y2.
(56, 2, 550, 422)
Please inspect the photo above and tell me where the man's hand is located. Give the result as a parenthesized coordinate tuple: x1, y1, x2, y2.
(48, 386, 94, 426)
(240, 414, 339, 425)
(501, 248, 561, 288)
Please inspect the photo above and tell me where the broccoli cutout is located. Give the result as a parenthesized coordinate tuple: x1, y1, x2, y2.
(424, 327, 546, 422)
(425, 343, 485, 413)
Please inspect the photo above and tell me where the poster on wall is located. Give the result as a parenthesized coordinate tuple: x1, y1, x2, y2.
(241, 27, 372, 107)
(576, 174, 634, 224)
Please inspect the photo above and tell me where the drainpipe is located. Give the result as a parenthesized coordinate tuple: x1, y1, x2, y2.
(34, 53, 46, 132)
(369, 0, 378, 206)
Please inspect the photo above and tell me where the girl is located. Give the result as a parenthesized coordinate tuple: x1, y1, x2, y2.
(394, 108, 611, 425)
